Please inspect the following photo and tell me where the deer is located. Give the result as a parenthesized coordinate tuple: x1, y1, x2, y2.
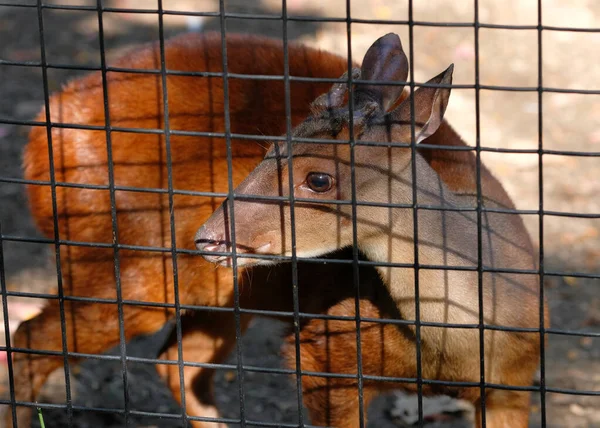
(196, 33, 549, 428)
(8, 30, 527, 428)
(7, 30, 357, 428)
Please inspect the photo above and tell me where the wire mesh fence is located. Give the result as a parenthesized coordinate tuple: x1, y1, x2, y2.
(0, 1, 598, 427)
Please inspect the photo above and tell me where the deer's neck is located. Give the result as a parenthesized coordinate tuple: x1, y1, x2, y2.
(359, 154, 479, 322)
(355, 150, 540, 357)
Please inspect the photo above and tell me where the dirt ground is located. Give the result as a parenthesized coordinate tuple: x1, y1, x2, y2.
(0, 0, 598, 427)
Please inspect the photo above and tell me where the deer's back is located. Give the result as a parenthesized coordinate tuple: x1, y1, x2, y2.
(23, 32, 528, 307)
(22, 32, 348, 304)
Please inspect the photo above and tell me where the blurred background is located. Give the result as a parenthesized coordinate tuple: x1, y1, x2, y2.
(0, 0, 598, 427)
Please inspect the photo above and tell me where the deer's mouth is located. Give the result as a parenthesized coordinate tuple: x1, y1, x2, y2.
(196, 240, 273, 267)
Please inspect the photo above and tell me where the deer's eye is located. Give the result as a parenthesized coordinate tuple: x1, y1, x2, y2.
(306, 172, 334, 193)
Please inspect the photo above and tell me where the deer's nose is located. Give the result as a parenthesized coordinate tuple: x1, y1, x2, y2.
(195, 226, 228, 254)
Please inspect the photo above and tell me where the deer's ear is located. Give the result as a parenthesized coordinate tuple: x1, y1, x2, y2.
(357, 33, 409, 112)
(390, 64, 453, 144)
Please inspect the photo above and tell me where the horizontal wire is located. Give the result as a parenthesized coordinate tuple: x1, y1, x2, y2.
(0, 2, 597, 33)
(2, 233, 599, 279)
(1, 175, 599, 219)
(0, 286, 597, 337)
(2, 114, 600, 157)
(2, 56, 600, 96)
(1, 114, 599, 157)
(0, 351, 595, 396)
(0, 397, 326, 428)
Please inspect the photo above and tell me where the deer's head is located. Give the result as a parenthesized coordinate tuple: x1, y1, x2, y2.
(196, 33, 453, 267)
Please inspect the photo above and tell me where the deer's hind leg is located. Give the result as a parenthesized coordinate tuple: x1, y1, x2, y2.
(156, 310, 252, 428)
(6, 294, 173, 428)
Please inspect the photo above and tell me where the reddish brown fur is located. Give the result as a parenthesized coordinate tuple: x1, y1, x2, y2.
(10, 32, 535, 427)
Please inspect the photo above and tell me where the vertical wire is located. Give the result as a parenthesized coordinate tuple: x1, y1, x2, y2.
(156, 0, 188, 425)
(344, 1, 366, 426)
(407, 0, 424, 424)
(217, 2, 247, 425)
(537, 0, 547, 425)
(473, 1, 487, 426)
(35, 1, 74, 425)
(280, 1, 305, 426)
(0, 223, 18, 427)
(94, 0, 130, 424)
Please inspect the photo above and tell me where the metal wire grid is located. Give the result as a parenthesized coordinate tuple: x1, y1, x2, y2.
(0, 0, 597, 427)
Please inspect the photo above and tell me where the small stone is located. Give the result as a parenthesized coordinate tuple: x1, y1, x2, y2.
(186, 16, 204, 31)
(579, 337, 593, 349)
(0, 125, 13, 139)
(455, 42, 475, 60)
(569, 403, 587, 416)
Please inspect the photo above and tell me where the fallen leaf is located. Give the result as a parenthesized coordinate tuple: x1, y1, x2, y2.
(564, 277, 578, 287)
(582, 227, 599, 239)
(582, 315, 600, 327)
(374, 6, 392, 19)
(224, 371, 236, 382)
(560, 233, 577, 245)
